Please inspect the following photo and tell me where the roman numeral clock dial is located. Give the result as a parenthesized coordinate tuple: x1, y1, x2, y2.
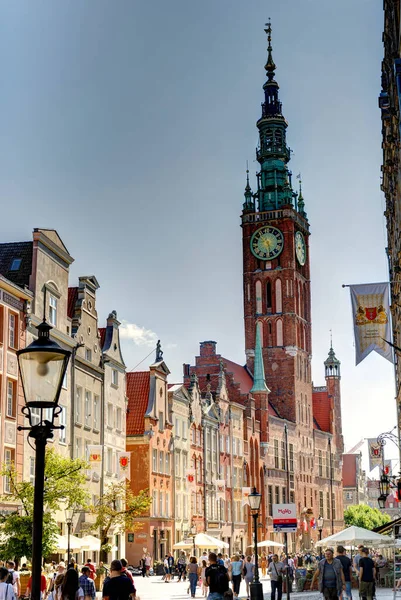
(295, 231, 307, 266)
(250, 226, 284, 260)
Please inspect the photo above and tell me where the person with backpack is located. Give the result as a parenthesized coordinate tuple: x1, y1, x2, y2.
(267, 554, 285, 600)
(205, 552, 229, 600)
(0, 567, 16, 600)
(5, 562, 20, 599)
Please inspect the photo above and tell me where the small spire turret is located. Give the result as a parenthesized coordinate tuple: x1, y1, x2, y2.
(243, 168, 255, 212)
(251, 324, 270, 393)
(297, 175, 307, 218)
(264, 19, 276, 81)
(325, 335, 341, 379)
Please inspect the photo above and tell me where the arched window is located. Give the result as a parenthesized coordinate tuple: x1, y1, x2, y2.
(255, 281, 262, 314)
(298, 282, 303, 318)
(267, 321, 273, 347)
(276, 319, 283, 346)
(275, 279, 282, 313)
(304, 284, 308, 321)
(266, 281, 272, 310)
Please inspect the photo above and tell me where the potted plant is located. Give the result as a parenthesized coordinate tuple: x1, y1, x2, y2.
(95, 566, 107, 591)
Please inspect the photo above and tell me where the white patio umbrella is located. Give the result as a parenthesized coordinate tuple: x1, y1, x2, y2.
(172, 533, 229, 550)
(80, 535, 101, 551)
(257, 540, 285, 548)
(315, 526, 393, 547)
(55, 534, 84, 552)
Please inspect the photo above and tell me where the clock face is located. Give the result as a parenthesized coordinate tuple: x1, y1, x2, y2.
(250, 226, 284, 260)
(295, 231, 306, 266)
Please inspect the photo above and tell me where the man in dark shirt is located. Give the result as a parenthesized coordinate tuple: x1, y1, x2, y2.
(205, 552, 228, 600)
(359, 547, 375, 600)
(103, 560, 136, 600)
(336, 546, 352, 600)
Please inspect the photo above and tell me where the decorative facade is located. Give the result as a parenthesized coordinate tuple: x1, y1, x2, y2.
(380, 0, 401, 456)
(0, 229, 127, 561)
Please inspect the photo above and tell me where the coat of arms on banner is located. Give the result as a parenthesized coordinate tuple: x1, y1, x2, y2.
(118, 452, 131, 480)
(367, 438, 382, 472)
(349, 283, 393, 365)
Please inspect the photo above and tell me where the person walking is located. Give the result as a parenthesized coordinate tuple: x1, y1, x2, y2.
(56, 568, 84, 600)
(0, 567, 15, 600)
(187, 557, 199, 598)
(359, 547, 376, 600)
(26, 569, 48, 599)
(78, 567, 96, 600)
(336, 546, 352, 600)
(243, 556, 254, 600)
(200, 560, 208, 597)
(230, 555, 243, 599)
(120, 559, 134, 584)
(267, 554, 285, 600)
(204, 553, 229, 600)
(84, 560, 95, 582)
(144, 554, 151, 577)
(6, 561, 20, 599)
(178, 554, 187, 582)
(260, 554, 267, 578)
(311, 548, 345, 600)
(102, 560, 136, 600)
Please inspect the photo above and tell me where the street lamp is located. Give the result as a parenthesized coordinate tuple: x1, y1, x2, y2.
(317, 515, 324, 541)
(17, 320, 71, 600)
(65, 508, 75, 566)
(248, 487, 263, 600)
(190, 523, 197, 557)
(376, 430, 401, 508)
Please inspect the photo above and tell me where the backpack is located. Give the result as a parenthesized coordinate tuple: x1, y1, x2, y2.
(5, 572, 13, 586)
(210, 565, 228, 594)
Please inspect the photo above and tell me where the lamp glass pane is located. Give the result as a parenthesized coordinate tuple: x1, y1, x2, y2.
(19, 351, 67, 407)
(248, 491, 262, 511)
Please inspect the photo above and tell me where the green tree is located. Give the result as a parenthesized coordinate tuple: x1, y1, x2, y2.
(0, 448, 89, 560)
(89, 482, 151, 561)
(344, 504, 391, 530)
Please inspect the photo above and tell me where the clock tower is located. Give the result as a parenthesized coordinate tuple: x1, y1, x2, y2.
(242, 22, 312, 423)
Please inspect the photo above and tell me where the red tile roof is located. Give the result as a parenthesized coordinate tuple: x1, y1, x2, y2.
(67, 287, 78, 319)
(126, 371, 150, 435)
(312, 389, 331, 433)
(223, 358, 253, 395)
(343, 454, 357, 487)
(98, 327, 106, 350)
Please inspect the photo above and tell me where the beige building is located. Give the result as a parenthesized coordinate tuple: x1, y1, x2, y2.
(0, 229, 127, 560)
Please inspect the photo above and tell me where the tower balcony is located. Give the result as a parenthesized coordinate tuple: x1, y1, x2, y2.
(256, 145, 291, 163)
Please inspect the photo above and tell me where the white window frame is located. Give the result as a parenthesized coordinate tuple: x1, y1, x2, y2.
(85, 347, 92, 362)
(4, 450, 12, 494)
(76, 387, 82, 424)
(112, 369, 119, 386)
(49, 295, 57, 327)
(152, 449, 157, 473)
(108, 403, 113, 428)
(59, 406, 66, 444)
(84, 390, 91, 427)
(8, 314, 16, 349)
(93, 395, 99, 430)
(29, 457, 35, 484)
(6, 380, 14, 418)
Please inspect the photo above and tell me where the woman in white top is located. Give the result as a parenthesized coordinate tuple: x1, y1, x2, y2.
(0, 567, 16, 600)
(56, 569, 84, 600)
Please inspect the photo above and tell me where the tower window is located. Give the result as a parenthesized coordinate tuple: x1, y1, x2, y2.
(275, 279, 282, 313)
(266, 281, 272, 310)
(276, 320, 283, 347)
(255, 281, 262, 314)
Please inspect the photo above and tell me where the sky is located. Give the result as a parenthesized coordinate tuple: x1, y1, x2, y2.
(1, 0, 396, 466)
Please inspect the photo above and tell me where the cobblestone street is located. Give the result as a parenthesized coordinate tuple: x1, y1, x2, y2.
(131, 575, 396, 600)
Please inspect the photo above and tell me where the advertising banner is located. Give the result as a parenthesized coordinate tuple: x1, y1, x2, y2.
(367, 438, 382, 472)
(216, 480, 226, 500)
(272, 503, 297, 533)
(242, 487, 251, 506)
(118, 452, 131, 480)
(88, 445, 102, 476)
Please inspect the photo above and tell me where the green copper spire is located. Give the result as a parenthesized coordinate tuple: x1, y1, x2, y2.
(251, 324, 269, 393)
(297, 175, 307, 218)
(243, 168, 255, 212)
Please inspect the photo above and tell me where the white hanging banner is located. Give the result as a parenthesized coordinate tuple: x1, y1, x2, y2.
(185, 468, 196, 489)
(216, 480, 226, 500)
(242, 487, 251, 506)
(88, 445, 102, 476)
(349, 283, 393, 365)
(367, 438, 382, 473)
(118, 452, 131, 480)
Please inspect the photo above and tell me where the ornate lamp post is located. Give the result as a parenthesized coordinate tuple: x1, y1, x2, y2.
(317, 515, 324, 541)
(17, 320, 71, 600)
(376, 430, 401, 509)
(190, 523, 197, 557)
(65, 507, 75, 566)
(249, 487, 263, 600)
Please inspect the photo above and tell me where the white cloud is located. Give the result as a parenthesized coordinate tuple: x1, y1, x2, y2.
(119, 321, 158, 347)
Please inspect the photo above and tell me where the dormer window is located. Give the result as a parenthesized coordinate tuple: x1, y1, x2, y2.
(9, 258, 21, 271)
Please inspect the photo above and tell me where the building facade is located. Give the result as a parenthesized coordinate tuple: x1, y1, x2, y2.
(342, 453, 367, 510)
(0, 229, 127, 560)
(380, 1, 401, 456)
